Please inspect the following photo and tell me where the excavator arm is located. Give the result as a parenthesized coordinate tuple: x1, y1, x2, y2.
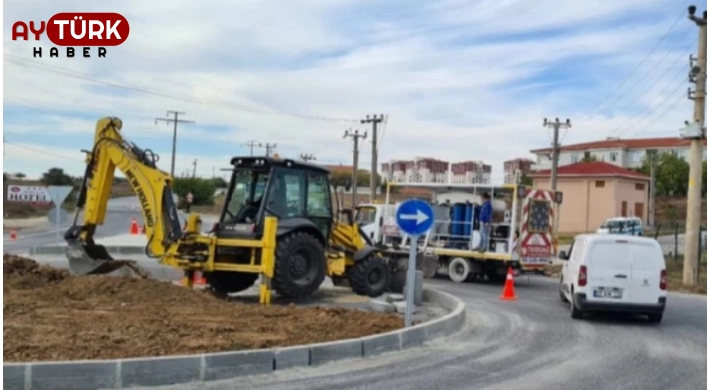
(64, 117, 183, 274)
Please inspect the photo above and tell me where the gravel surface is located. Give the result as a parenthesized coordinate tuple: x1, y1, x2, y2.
(3, 255, 403, 362)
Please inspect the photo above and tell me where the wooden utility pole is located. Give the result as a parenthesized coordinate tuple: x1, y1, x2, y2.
(647, 149, 658, 227)
(344, 128, 367, 209)
(542, 117, 572, 190)
(192, 159, 197, 178)
(264, 143, 277, 157)
(300, 153, 316, 162)
(243, 140, 259, 156)
(361, 114, 385, 202)
(683, 5, 707, 286)
(155, 111, 195, 178)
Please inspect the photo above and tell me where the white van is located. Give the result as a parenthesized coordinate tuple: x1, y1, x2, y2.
(557, 234, 667, 323)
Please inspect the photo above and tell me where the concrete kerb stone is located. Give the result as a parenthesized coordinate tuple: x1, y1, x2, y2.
(2, 287, 466, 390)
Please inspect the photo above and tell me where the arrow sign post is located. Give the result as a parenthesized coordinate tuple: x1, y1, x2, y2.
(46, 186, 74, 243)
(395, 199, 435, 327)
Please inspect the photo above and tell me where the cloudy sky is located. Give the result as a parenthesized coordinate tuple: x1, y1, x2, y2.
(2, 0, 700, 181)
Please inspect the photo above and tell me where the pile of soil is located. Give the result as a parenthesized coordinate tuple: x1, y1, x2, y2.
(3, 255, 402, 362)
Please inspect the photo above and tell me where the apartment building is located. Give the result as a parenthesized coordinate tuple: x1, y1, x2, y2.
(381, 157, 449, 183)
(503, 158, 534, 184)
(450, 160, 492, 184)
(530, 137, 708, 170)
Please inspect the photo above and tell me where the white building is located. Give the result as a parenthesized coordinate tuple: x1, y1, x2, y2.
(381, 157, 449, 184)
(450, 160, 491, 184)
(530, 137, 708, 170)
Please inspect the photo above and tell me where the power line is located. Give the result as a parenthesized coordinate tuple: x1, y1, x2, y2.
(574, 10, 688, 122)
(617, 78, 689, 138)
(3, 53, 360, 124)
(606, 39, 697, 137)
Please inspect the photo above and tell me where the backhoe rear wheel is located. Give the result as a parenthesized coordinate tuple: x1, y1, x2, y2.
(206, 271, 258, 295)
(272, 231, 326, 299)
(349, 255, 391, 297)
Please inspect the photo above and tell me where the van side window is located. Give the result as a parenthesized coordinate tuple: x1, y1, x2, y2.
(567, 240, 576, 261)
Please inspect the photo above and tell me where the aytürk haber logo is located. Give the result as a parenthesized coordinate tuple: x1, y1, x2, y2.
(12, 12, 130, 58)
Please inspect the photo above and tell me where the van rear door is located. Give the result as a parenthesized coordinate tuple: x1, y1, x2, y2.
(586, 239, 632, 303)
(629, 240, 664, 304)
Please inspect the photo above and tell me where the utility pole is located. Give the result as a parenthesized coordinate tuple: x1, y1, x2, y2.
(682, 5, 707, 286)
(344, 128, 367, 209)
(192, 159, 197, 178)
(542, 117, 572, 190)
(264, 143, 277, 157)
(155, 111, 195, 178)
(361, 114, 385, 202)
(647, 149, 658, 228)
(300, 153, 316, 162)
(243, 140, 259, 156)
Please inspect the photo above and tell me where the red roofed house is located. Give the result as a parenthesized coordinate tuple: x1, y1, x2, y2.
(528, 162, 650, 233)
(529, 137, 708, 171)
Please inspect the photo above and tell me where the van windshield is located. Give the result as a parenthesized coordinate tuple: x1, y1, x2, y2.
(601, 220, 624, 229)
(356, 206, 377, 226)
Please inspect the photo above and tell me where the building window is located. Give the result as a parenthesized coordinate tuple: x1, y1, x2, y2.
(621, 201, 628, 216)
(595, 180, 605, 188)
(609, 152, 617, 162)
(635, 183, 645, 191)
(571, 154, 580, 163)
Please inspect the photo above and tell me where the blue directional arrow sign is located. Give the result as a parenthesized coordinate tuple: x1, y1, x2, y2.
(396, 199, 434, 236)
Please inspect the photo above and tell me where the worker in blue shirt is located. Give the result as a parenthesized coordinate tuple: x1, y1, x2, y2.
(475, 192, 492, 252)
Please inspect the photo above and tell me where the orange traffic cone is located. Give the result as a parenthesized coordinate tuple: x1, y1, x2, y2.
(129, 218, 139, 235)
(9, 230, 17, 240)
(193, 271, 207, 286)
(500, 267, 517, 300)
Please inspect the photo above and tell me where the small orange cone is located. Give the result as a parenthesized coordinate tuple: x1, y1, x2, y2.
(193, 271, 207, 286)
(500, 267, 517, 300)
(9, 230, 17, 240)
(129, 218, 139, 235)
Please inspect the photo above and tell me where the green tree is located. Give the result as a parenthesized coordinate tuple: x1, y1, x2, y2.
(40, 167, 74, 186)
(637, 152, 690, 196)
(210, 177, 228, 188)
(519, 172, 534, 186)
(13, 172, 26, 180)
(172, 177, 216, 206)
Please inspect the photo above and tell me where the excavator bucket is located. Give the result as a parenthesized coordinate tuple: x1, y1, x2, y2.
(64, 226, 118, 275)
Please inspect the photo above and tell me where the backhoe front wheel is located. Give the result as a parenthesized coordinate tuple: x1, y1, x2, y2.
(272, 231, 326, 299)
(349, 255, 391, 297)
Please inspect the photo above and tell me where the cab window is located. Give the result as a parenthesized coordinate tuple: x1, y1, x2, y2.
(265, 168, 306, 218)
(307, 172, 331, 218)
(356, 206, 377, 226)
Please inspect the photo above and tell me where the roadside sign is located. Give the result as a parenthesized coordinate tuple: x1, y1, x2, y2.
(45, 186, 74, 243)
(395, 199, 434, 328)
(6, 185, 51, 203)
(395, 199, 434, 236)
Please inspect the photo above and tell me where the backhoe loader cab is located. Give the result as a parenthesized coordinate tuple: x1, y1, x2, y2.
(211, 157, 336, 298)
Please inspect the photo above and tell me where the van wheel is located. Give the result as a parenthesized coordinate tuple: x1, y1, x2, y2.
(559, 279, 568, 303)
(648, 312, 663, 323)
(570, 297, 583, 319)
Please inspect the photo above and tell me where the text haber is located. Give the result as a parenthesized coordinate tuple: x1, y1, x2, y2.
(12, 12, 130, 58)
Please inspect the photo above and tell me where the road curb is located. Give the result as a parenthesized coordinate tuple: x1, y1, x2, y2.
(3, 287, 466, 390)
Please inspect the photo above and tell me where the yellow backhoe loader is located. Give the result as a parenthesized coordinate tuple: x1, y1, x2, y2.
(64, 117, 393, 303)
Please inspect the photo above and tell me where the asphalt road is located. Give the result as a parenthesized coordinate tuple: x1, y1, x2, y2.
(132, 276, 706, 390)
(3, 196, 214, 254)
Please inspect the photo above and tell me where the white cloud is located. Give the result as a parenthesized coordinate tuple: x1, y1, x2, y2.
(2, 0, 698, 183)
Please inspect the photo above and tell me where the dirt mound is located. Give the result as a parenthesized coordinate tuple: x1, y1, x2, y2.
(3, 256, 402, 362)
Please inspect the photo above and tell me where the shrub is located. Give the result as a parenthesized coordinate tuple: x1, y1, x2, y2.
(172, 178, 216, 206)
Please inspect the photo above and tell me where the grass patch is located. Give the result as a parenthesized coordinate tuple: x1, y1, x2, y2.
(665, 252, 706, 295)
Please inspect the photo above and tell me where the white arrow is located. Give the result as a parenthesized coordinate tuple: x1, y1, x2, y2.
(400, 209, 429, 225)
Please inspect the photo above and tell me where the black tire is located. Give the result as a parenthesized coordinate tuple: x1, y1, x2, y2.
(559, 279, 568, 303)
(448, 257, 470, 283)
(349, 255, 391, 297)
(648, 312, 663, 323)
(206, 271, 258, 294)
(570, 291, 583, 319)
(272, 231, 326, 299)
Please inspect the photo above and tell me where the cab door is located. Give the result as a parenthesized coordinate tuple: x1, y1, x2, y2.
(306, 171, 333, 242)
